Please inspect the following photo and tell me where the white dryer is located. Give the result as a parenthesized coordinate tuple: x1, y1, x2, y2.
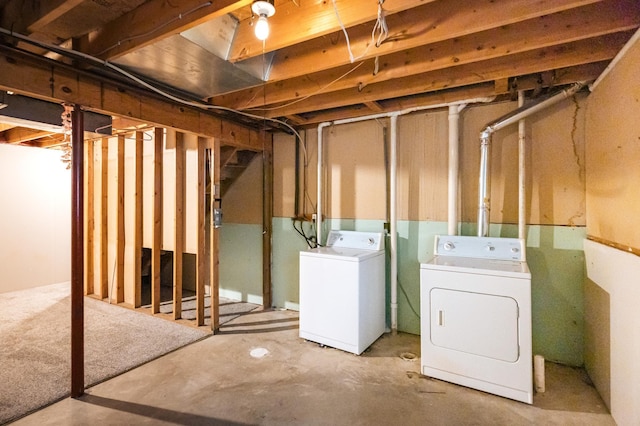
(420, 235, 533, 404)
(299, 230, 385, 355)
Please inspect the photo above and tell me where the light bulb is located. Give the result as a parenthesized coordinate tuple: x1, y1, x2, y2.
(254, 15, 269, 40)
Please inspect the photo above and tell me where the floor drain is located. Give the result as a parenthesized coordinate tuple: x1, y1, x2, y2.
(400, 352, 417, 361)
(250, 347, 269, 358)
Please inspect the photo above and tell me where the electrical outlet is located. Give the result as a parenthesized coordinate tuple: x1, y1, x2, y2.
(312, 213, 317, 222)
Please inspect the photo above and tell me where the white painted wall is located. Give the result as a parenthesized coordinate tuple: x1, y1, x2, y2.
(584, 240, 640, 426)
(0, 144, 71, 293)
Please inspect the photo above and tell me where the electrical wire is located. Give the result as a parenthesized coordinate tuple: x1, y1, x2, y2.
(331, 0, 389, 64)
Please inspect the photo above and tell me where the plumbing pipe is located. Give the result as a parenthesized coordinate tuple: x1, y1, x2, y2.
(517, 91, 527, 254)
(590, 27, 640, 92)
(477, 82, 585, 237)
(315, 96, 494, 331)
(447, 104, 466, 235)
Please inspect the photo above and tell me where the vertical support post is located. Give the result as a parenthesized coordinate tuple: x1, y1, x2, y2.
(210, 139, 221, 332)
(116, 134, 125, 303)
(152, 128, 163, 314)
(70, 106, 84, 398)
(100, 137, 109, 299)
(85, 139, 95, 295)
(389, 114, 398, 334)
(173, 132, 185, 320)
(262, 133, 273, 309)
(134, 131, 143, 307)
(196, 137, 206, 326)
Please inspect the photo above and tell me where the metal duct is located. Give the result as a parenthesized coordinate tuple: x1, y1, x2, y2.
(476, 82, 585, 237)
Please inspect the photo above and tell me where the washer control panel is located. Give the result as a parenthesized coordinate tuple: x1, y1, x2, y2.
(326, 230, 385, 251)
(434, 235, 525, 261)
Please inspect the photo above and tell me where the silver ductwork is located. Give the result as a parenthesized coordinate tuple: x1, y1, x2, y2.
(476, 82, 585, 237)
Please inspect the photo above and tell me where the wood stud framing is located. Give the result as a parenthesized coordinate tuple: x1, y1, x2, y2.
(116, 134, 125, 304)
(85, 139, 95, 295)
(99, 137, 109, 300)
(173, 132, 185, 320)
(134, 131, 143, 308)
(152, 128, 163, 314)
(211, 139, 221, 332)
(196, 137, 207, 326)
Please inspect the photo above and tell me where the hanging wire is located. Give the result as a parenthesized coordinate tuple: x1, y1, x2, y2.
(331, 0, 389, 63)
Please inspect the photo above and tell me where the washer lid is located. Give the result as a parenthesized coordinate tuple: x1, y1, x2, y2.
(421, 255, 531, 279)
(300, 246, 383, 262)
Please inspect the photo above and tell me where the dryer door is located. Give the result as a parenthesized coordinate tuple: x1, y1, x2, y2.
(430, 288, 519, 362)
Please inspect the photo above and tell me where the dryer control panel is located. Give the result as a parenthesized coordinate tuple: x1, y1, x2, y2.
(434, 235, 525, 261)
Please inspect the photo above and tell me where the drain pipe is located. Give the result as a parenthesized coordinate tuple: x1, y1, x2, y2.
(447, 104, 466, 235)
(517, 91, 527, 255)
(477, 82, 585, 237)
(315, 96, 494, 332)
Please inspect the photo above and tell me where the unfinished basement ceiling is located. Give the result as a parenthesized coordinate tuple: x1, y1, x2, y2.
(0, 0, 639, 145)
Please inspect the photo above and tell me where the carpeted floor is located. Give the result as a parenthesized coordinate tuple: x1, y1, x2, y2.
(0, 282, 259, 424)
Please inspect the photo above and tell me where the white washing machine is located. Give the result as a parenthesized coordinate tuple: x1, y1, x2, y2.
(299, 230, 385, 355)
(420, 235, 533, 404)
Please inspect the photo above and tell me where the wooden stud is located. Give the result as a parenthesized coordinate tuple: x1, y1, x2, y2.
(210, 139, 221, 332)
(134, 131, 143, 307)
(85, 139, 94, 295)
(196, 137, 206, 326)
(173, 132, 185, 320)
(152, 128, 164, 314)
(99, 137, 109, 300)
(116, 134, 125, 303)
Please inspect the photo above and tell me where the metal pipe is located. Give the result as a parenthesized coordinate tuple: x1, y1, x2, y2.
(316, 123, 329, 246)
(447, 104, 466, 235)
(477, 82, 585, 236)
(389, 114, 399, 334)
(518, 91, 527, 252)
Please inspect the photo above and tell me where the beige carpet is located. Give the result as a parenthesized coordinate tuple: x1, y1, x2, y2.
(0, 282, 257, 424)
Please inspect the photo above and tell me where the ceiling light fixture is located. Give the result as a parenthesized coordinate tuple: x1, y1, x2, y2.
(251, 0, 276, 41)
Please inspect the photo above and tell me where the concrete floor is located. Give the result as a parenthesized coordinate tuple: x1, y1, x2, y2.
(14, 309, 613, 425)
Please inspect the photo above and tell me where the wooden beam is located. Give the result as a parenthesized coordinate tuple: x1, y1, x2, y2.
(116, 134, 125, 303)
(70, 106, 84, 398)
(196, 137, 206, 326)
(210, 139, 221, 332)
(85, 138, 95, 295)
(0, 127, 56, 144)
(215, 0, 638, 110)
(99, 137, 109, 300)
(0, 46, 267, 150)
(229, 0, 436, 61)
(152, 127, 163, 314)
(265, 31, 628, 117)
(27, 0, 85, 33)
(264, 0, 603, 82)
(134, 131, 143, 307)
(173, 132, 185, 320)
(364, 101, 384, 112)
(86, 0, 252, 60)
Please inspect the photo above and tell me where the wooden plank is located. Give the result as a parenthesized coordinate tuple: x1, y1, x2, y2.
(87, 0, 252, 60)
(152, 127, 163, 314)
(196, 137, 207, 326)
(70, 106, 84, 398)
(173, 132, 185, 320)
(0, 47, 267, 150)
(116, 134, 125, 303)
(229, 0, 436, 61)
(264, 0, 603, 81)
(26, 0, 85, 33)
(85, 139, 95, 295)
(99, 137, 109, 300)
(266, 31, 628, 117)
(0, 128, 55, 144)
(262, 135, 273, 309)
(216, 0, 638, 110)
(210, 139, 221, 332)
(134, 131, 143, 307)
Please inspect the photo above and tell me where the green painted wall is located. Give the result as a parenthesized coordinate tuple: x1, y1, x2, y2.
(272, 217, 586, 366)
(219, 223, 263, 305)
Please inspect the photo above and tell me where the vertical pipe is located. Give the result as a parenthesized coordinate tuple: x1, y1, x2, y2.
(518, 91, 527, 253)
(390, 114, 398, 334)
(477, 130, 492, 237)
(447, 105, 464, 235)
(316, 124, 326, 246)
(70, 106, 84, 398)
